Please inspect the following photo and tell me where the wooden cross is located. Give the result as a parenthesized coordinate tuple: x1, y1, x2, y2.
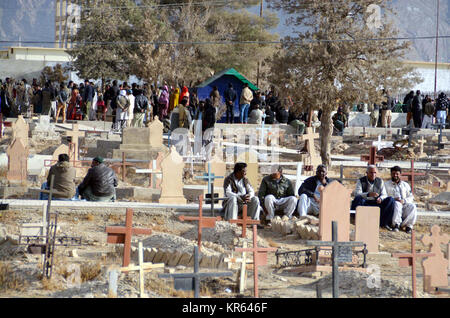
(360, 146, 384, 165)
(391, 229, 434, 298)
(305, 221, 366, 298)
(298, 127, 320, 171)
(400, 159, 425, 193)
(65, 124, 85, 162)
(158, 245, 233, 298)
(106, 208, 152, 267)
(235, 224, 277, 298)
(225, 241, 252, 294)
(421, 225, 449, 293)
(195, 162, 224, 194)
(120, 241, 165, 298)
(229, 204, 260, 238)
(111, 152, 135, 182)
(178, 195, 222, 251)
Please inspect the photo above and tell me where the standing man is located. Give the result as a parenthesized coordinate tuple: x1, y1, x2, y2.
(381, 90, 394, 128)
(224, 83, 237, 123)
(384, 166, 417, 234)
(115, 89, 130, 130)
(239, 83, 253, 123)
(222, 162, 260, 221)
(132, 89, 149, 128)
(78, 156, 118, 202)
(297, 165, 333, 217)
(82, 79, 94, 120)
(412, 90, 423, 128)
(258, 166, 297, 227)
(351, 165, 396, 230)
(370, 102, 379, 128)
(435, 92, 449, 126)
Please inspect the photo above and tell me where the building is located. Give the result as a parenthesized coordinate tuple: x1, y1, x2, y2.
(55, 0, 83, 49)
(403, 60, 450, 96)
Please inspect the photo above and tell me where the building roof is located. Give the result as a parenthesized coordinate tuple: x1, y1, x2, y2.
(197, 68, 259, 91)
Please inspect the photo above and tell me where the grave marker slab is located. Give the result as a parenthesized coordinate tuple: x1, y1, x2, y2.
(299, 127, 321, 170)
(65, 124, 85, 162)
(421, 225, 449, 293)
(355, 206, 380, 253)
(159, 146, 186, 204)
(6, 138, 28, 182)
(12, 115, 29, 146)
(319, 181, 351, 242)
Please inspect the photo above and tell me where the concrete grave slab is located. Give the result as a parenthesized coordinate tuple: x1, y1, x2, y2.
(355, 206, 380, 253)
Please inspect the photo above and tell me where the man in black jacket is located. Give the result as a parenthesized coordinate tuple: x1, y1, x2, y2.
(297, 165, 333, 216)
(132, 89, 149, 128)
(224, 83, 237, 123)
(78, 157, 118, 201)
(412, 90, 423, 128)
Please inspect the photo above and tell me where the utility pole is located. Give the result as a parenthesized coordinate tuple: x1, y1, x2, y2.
(256, 0, 263, 88)
(433, 0, 440, 100)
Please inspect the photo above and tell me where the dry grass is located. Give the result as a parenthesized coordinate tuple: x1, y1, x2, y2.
(147, 275, 194, 297)
(80, 262, 102, 282)
(84, 213, 95, 222)
(0, 210, 20, 224)
(0, 262, 27, 291)
(266, 238, 280, 248)
(40, 277, 63, 291)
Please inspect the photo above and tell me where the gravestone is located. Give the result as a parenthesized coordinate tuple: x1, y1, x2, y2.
(149, 152, 164, 189)
(113, 117, 168, 160)
(236, 150, 258, 191)
(421, 225, 449, 292)
(12, 115, 29, 146)
(52, 144, 70, 163)
(159, 146, 187, 204)
(299, 127, 320, 170)
(205, 155, 227, 194)
(319, 181, 351, 242)
(65, 124, 85, 162)
(6, 138, 28, 183)
(355, 206, 380, 253)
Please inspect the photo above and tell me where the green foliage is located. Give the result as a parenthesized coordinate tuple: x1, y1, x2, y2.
(40, 64, 69, 85)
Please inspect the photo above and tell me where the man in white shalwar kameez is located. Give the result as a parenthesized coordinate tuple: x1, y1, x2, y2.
(384, 166, 417, 234)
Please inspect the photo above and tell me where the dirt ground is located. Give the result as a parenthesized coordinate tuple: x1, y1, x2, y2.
(0, 207, 449, 299)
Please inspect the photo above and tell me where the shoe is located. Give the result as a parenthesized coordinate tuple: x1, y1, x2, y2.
(392, 224, 400, 232)
(383, 225, 393, 231)
(405, 227, 412, 234)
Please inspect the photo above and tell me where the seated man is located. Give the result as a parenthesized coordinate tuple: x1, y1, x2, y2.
(297, 164, 333, 217)
(258, 166, 297, 227)
(222, 162, 260, 221)
(78, 156, 118, 202)
(40, 154, 77, 200)
(351, 165, 396, 230)
(332, 107, 347, 134)
(384, 166, 417, 234)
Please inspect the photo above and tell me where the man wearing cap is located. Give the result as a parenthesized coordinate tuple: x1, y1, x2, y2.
(78, 156, 118, 201)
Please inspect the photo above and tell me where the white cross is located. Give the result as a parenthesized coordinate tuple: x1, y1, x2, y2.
(256, 113, 271, 146)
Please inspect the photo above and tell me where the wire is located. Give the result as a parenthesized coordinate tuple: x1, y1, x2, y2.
(0, 35, 449, 46)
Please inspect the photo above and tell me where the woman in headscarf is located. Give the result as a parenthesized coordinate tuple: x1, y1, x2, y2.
(67, 88, 82, 120)
(169, 87, 180, 113)
(158, 85, 170, 119)
(179, 86, 190, 106)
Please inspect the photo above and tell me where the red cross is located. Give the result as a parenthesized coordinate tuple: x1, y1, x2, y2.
(400, 159, 425, 193)
(111, 152, 135, 182)
(391, 229, 434, 298)
(235, 224, 277, 298)
(361, 146, 384, 165)
(179, 195, 222, 251)
(229, 204, 260, 238)
(106, 208, 152, 268)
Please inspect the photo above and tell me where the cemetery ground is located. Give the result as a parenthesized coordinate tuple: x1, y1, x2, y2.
(0, 118, 449, 298)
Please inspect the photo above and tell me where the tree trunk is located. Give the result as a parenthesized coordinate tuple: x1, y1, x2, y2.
(319, 107, 333, 167)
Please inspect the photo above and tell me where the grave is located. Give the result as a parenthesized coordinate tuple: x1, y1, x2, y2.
(65, 124, 85, 162)
(360, 146, 384, 165)
(298, 127, 321, 171)
(6, 138, 28, 183)
(159, 146, 187, 204)
(105, 208, 153, 267)
(355, 206, 380, 253)
(235, 224, 277, 298)
(113, 117, 168, 160)
(391, 229, 434, 298)
(400, 159, 426, 193)
(229, 204, 260, 238)
(12, 115, 29, 146)
(319, 181, 351, 242)
(421, 225, 449, 293)
(204, 155, 227, 196)
(158, 245, 233, 298)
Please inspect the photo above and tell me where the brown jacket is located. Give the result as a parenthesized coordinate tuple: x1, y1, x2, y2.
(47, 161, 77, 198)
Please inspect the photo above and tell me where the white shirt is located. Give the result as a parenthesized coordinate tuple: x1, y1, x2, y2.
(225, 175, 255, 199)
(384, 180, 414, 204)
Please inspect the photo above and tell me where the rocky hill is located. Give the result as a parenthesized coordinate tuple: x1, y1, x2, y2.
(0, 0, 448, 62)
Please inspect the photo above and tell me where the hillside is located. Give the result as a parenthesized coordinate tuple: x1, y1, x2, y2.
(0, 0, 449, 63)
